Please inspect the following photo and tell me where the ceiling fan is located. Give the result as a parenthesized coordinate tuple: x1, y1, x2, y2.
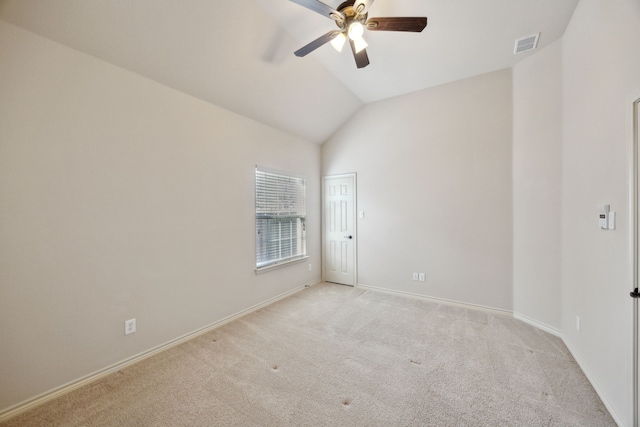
(290, 0, 427, 69)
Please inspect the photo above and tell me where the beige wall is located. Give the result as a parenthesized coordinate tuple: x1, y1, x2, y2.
(0, 21, 321, 412)
(322, 69, 514, 311)
(512, 40, 563, 332)
(561, 0, 640, 423)
(4, 0, 640, 422)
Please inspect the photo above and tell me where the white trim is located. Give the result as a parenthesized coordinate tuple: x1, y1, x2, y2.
(357, 283, 626, 424)
(563, 338, 625, 427)
(255, 166, 308, 271)
(255, 164, 306, 180)
(1, 279, 624, 425)
(322, 173, 358, 286)
(254, 255, 309, 275)
(628, 89, 640, 427)
(513, 312, 562, 338)
(0, 279, 321, 423)
(356, 283, 513, 317)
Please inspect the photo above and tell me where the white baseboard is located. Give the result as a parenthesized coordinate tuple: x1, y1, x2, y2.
(2, 279, 625, 427)
(0, 278, 321, 423)
(512, 312, 562, 338)
(562, 339, 625, 427)
(356, 284, 626, 425)
(514, 313, 626, 426)
(356, 283, 513, 317)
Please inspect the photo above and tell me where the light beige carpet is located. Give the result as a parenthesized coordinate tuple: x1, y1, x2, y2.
(2, 283, 615, 426)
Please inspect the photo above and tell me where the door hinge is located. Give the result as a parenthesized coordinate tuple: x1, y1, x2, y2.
(631, 288, 640, 298)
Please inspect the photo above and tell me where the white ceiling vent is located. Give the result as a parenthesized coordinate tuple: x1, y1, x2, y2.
(514, 33, 540, 54)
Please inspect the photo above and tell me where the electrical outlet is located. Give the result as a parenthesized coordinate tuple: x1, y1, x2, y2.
(412, 273, 419, 281)
(419, 273, 426, 282)
(125, 318, 136, 335)
(576, 316, 581, 332)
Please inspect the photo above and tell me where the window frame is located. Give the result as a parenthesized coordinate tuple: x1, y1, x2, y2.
(254, 166, 308, 273)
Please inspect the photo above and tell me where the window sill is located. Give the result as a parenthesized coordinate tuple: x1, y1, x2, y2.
(255, 256, 309, 275)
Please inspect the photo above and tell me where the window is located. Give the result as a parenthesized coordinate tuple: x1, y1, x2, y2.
(255, 167, 306, 270)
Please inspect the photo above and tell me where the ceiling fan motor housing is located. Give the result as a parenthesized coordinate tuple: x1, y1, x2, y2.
(334, 0, 368, 30)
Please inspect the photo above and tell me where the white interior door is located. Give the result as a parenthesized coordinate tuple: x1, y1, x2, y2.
(323, 174, 357, 286)
(630, 97, 640, 427)
(635, 99, 640, 427)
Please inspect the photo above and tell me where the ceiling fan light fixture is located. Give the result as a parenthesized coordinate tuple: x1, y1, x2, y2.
(330, 32, 347, 52)
(352, 36, 368, 53)
(290, 0, 429, 69)
(347, 21, 364, 40)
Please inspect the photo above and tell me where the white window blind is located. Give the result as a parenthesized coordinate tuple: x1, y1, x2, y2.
(255, 168, 306, 270)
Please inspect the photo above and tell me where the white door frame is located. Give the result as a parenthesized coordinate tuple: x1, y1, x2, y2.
(322, 173, 357, 286)
(627, 90, 640, 427)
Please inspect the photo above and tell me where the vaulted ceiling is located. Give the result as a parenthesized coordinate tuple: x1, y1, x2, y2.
(0, 0, 579, 143)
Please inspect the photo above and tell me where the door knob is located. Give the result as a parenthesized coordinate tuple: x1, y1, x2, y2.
(344, 235, 353, 239)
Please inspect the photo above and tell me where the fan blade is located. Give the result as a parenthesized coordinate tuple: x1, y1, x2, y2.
(353, 0, 375, 16)
(349, 39, 370, 69)
(366, 17, 427, 32)
(295, 30, 343, 57)
(289, 0, 345, 21)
